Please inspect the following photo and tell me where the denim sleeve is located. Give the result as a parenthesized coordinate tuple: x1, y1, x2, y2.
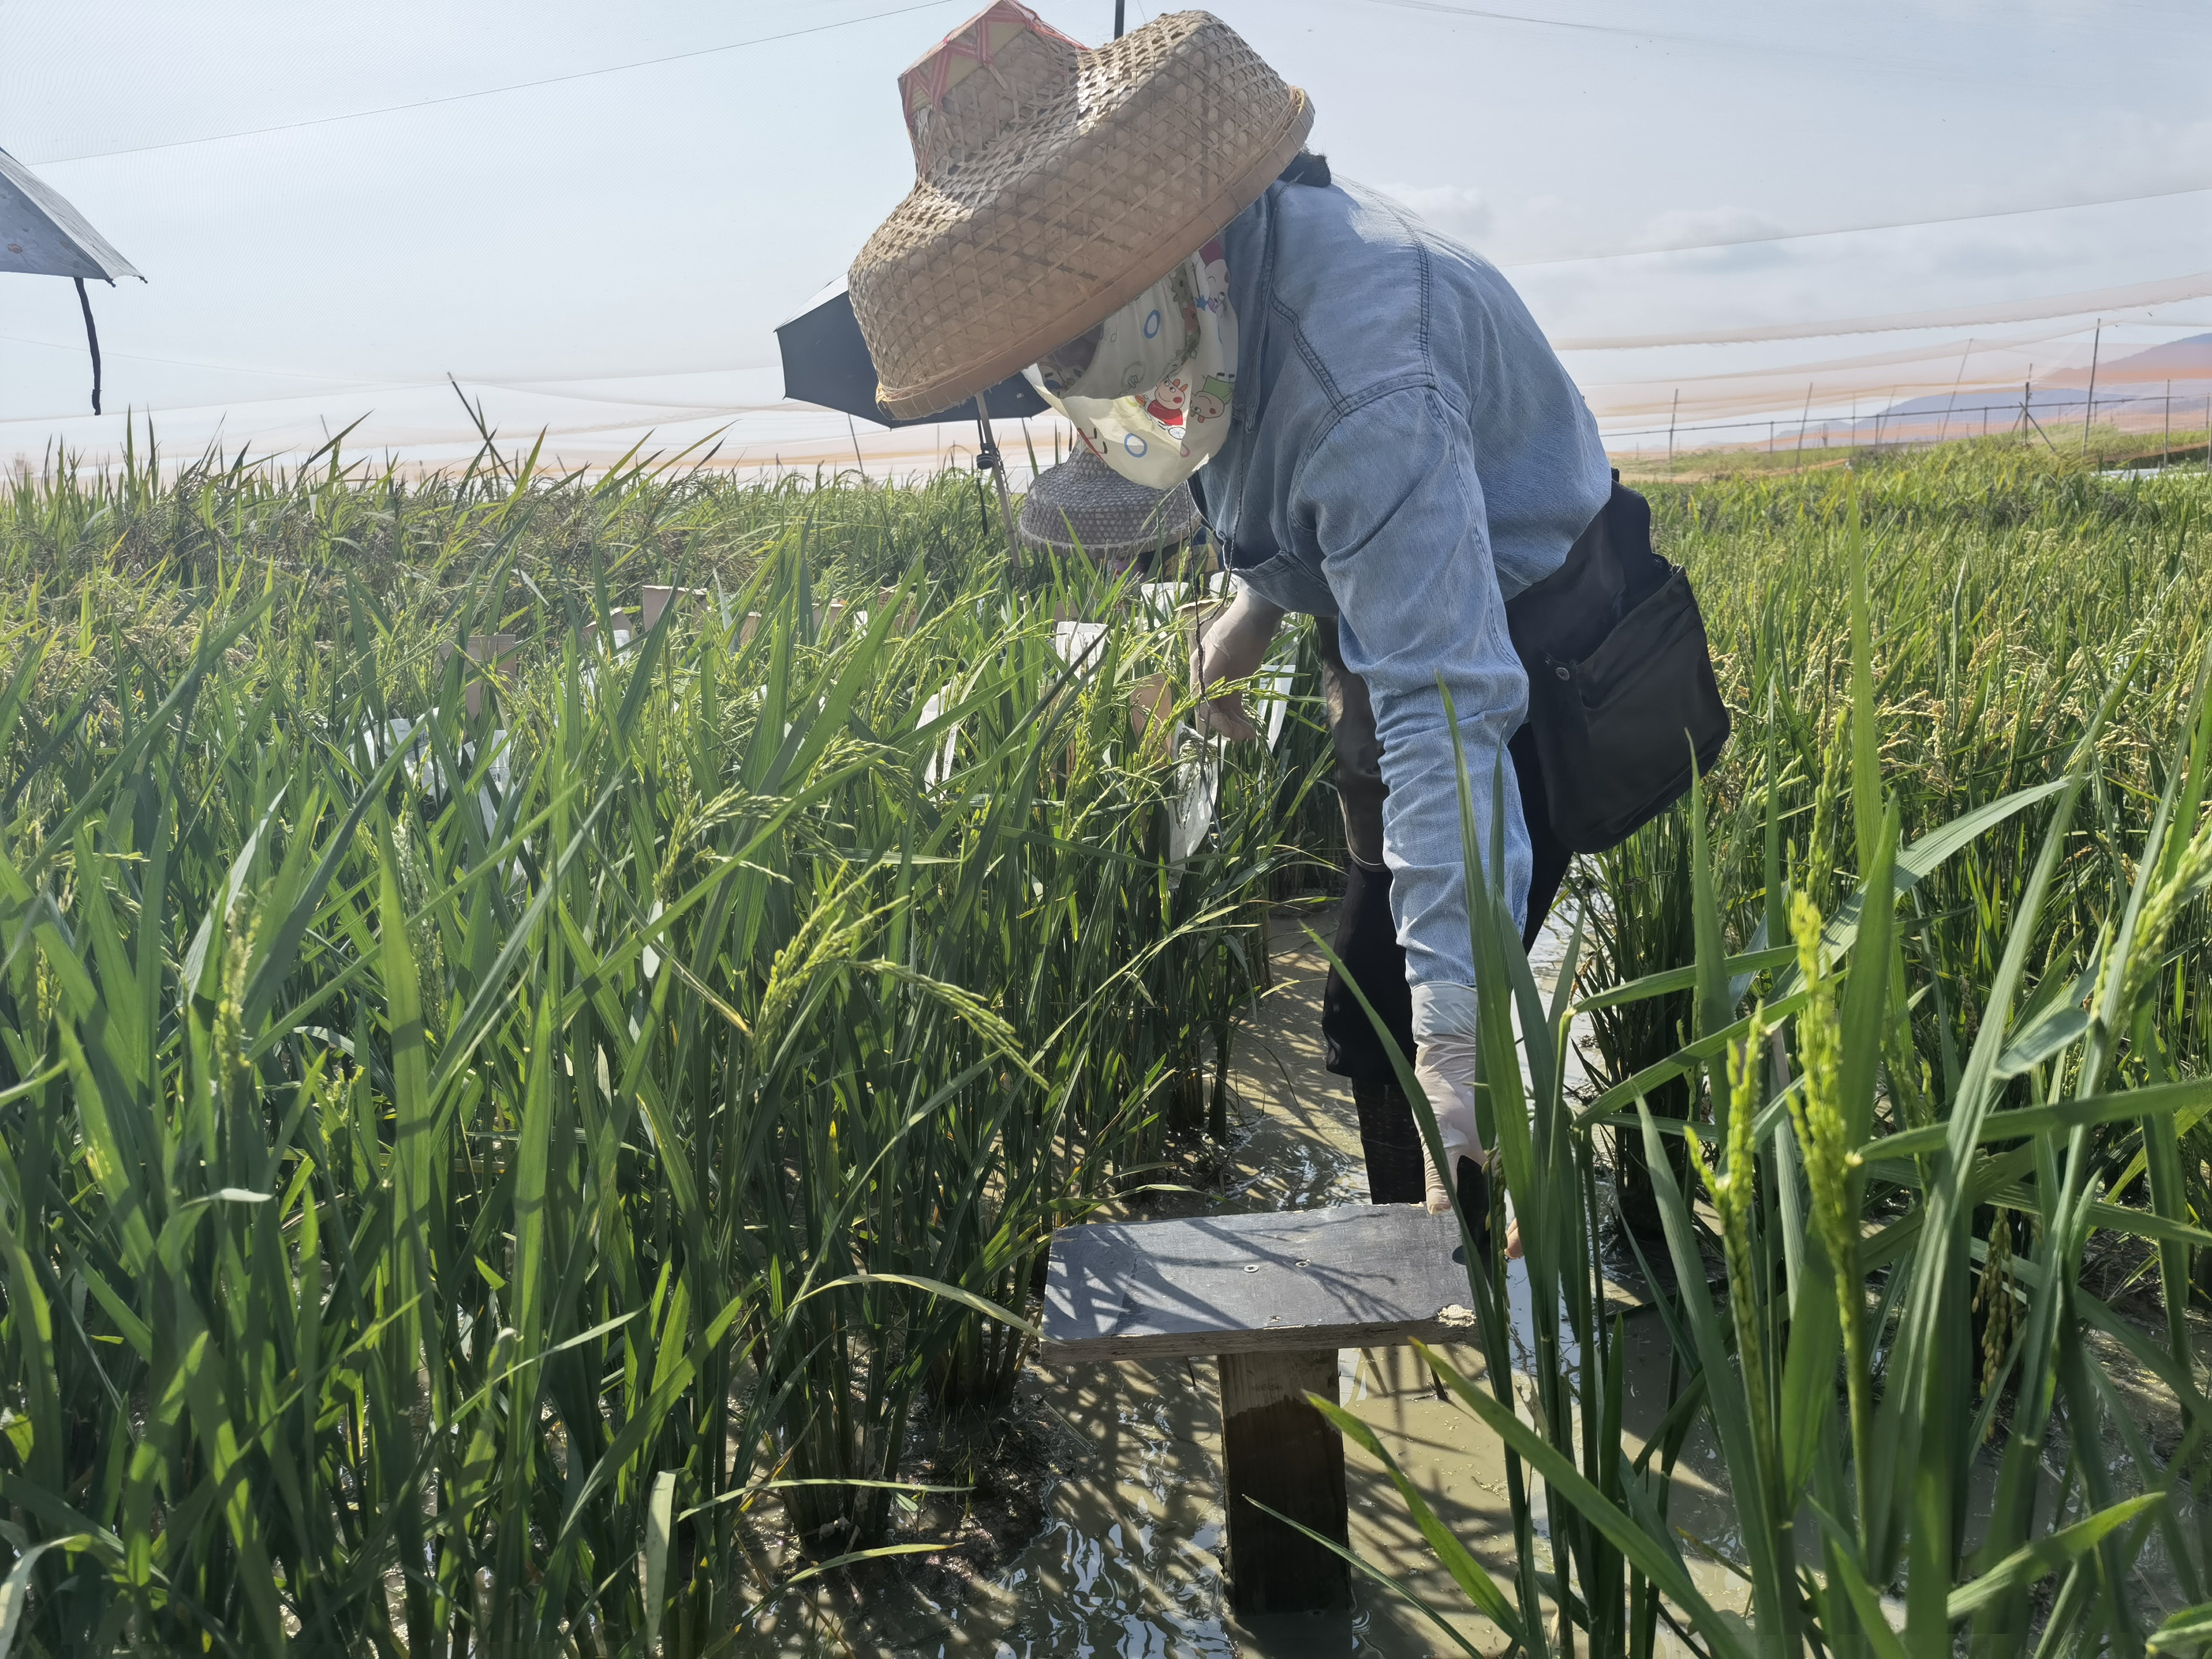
(1299, 388, 1530, 1031)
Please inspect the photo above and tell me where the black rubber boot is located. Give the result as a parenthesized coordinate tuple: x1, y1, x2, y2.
(1355, 1083, 1496, 1265)
(1456, 1154, 1495, 1269)
(1352, 1081, 1426, 1205)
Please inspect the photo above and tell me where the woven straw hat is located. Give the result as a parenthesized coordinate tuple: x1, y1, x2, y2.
(849, 4, 1312, 421)
(1018, 449, 1201, 559)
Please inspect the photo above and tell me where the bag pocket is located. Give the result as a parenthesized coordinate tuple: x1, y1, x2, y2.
(1529, 569, 1730, 852)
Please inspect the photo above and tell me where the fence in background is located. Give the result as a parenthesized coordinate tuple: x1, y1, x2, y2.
(1606, 388, 2212, 462)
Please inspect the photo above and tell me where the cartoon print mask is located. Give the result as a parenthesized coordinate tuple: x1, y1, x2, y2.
(1024, 240, 1236, 491)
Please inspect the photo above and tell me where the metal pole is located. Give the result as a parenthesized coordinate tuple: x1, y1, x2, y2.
(1114, 0, 1125, 36)
(2165, 383, 2171, 468)
(1667, 388, 1677, 466)
(2019, 370, 2059, 454)
(2081, 319, 2101, 454)
(1938, 338, 1972, 446)
(974, 386, 1024, 574)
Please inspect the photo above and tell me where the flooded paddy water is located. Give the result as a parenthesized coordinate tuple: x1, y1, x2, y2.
(740, 901, 2208, 1656)
(741, 903, 1759, 1656)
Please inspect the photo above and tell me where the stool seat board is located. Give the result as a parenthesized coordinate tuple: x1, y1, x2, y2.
(1042, 1204, 1478, 1362)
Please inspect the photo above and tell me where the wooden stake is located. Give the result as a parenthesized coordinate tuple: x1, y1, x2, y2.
(436, 635, 518, 721)
(1218, 1350, 1350, 1614)
(1044, 1206, 1486, 1621)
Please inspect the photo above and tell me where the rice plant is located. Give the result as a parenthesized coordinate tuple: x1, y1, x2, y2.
(0, 440, 1316, 1654)
(1331, 467, 2212, 1655)
(11, 423, 2204, 1654)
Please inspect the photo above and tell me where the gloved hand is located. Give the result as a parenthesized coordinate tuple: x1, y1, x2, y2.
(1189, 588, 1285, 741)
(1417, 1031, 1523, 1260)
(1414, 1030, 1486, 1218)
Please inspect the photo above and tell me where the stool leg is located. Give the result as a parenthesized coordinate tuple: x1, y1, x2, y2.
(1218, 1348, 1351, 1614)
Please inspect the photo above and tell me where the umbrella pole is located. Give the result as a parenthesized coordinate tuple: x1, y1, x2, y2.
(975, 387, 1023, 577)
(73, 278, 103, 416)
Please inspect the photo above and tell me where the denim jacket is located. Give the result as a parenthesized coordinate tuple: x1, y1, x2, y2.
(1202, 176, 1611, 1035)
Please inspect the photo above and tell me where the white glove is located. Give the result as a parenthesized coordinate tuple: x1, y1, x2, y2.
(1414, 1030, 1486, 1217)
(1189, 588, 1285, 741)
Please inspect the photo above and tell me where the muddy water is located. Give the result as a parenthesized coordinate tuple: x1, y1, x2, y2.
(737, 903, 1766, 1656)
(744, 903, 2207, 1655)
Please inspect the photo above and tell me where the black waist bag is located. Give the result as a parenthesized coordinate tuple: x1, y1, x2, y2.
(1504, 478, 1730, 853)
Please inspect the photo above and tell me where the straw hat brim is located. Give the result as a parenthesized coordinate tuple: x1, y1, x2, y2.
(852, 12, 1312, 421)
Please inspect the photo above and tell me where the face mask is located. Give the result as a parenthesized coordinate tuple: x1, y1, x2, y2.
(1024, 238, 1236, 490)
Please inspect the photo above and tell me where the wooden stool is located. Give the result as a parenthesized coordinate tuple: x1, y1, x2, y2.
(1043, 1205, 1477, 1616)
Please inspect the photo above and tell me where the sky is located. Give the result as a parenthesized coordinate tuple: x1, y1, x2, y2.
(1, 0, 2207, 472)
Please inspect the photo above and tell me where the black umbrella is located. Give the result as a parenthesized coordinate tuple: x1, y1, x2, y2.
(775, 277, 1047, 429)
(777, 277, 1048, 568)
(2, 146, 140, 414)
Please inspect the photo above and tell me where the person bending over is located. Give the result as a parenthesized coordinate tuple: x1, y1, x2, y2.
(848, 4, 1610, 1244)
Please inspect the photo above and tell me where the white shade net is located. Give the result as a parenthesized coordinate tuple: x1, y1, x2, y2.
(2, 0, 2207, 474)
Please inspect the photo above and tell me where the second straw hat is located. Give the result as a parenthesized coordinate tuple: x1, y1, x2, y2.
(1017, 449, 1201, 561)
(849, 4, 1312, 421)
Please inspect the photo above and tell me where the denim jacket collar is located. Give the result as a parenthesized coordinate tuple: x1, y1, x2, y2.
(1231, 192, 1277, 437)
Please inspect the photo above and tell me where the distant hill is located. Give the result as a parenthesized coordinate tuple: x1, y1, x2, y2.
(2041, 333, 2212, 391)
(1880, 333, 2212, 426)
